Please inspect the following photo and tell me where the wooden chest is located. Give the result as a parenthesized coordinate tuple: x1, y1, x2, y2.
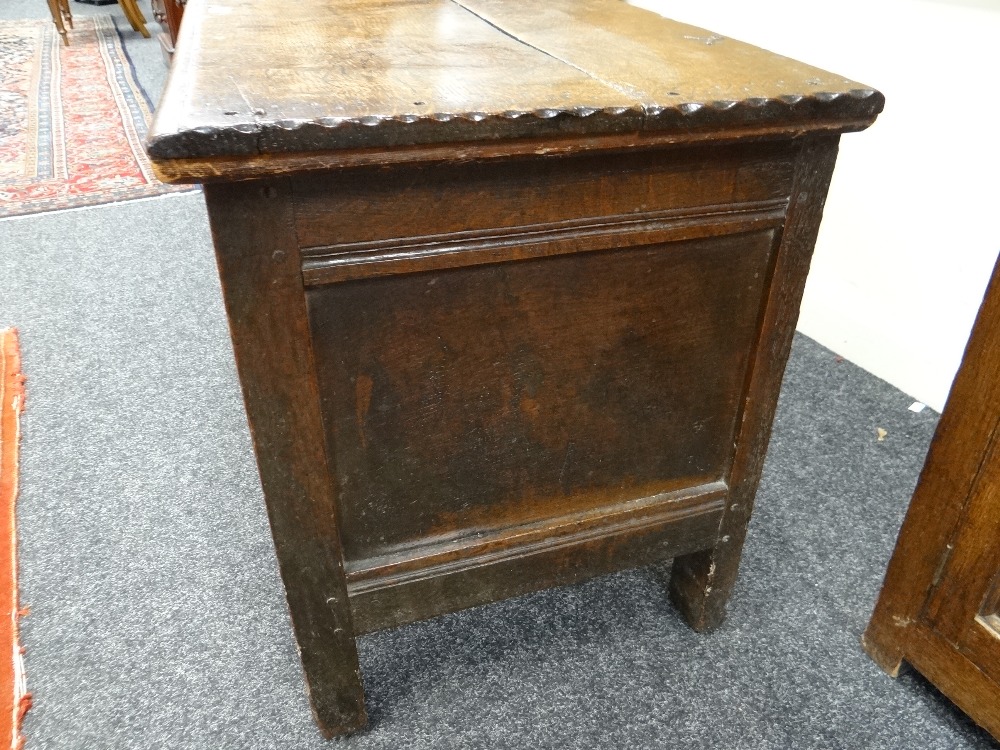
(148, 0, 882, 736)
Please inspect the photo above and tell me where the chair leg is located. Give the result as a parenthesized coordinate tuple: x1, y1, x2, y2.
(60, 0, 73, 30)
(46, 0, 69, 45)
(118, 0, 151, 38)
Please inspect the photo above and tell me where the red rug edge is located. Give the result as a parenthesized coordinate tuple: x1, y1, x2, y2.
(0, 329, 29, 750)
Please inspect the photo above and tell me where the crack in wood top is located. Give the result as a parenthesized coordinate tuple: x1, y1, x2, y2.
(448, 0, 649, 102)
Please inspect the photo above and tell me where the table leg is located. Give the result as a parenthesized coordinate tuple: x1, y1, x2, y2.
(203, 181, 368, 737)
(669, 135, 842, 631)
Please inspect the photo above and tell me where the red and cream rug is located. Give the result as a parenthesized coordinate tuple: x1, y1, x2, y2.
(0, 330, 27, 750)
(0, 16, 189, 218)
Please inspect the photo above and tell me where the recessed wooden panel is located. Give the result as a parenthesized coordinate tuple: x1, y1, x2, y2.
(306, 229, 777, 571)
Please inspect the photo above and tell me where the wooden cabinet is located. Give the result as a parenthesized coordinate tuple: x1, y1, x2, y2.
(864, 253, 1000, 739)
(147, 0, 882, 737)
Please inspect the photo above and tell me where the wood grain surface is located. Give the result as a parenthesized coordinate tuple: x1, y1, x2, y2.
(174, 1, 884, 734)
(148, 0, 882, 172)
(203, 182, 367, 737)
(864, 253, 1000, 674)
(670, 135, 842, 630)
(307, 231, 776, 569)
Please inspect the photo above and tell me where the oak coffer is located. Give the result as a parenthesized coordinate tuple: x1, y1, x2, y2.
(147, 0, 883, 736)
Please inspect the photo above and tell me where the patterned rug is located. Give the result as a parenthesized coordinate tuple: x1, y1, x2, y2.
(0, 16, 189, 218)
(0, 330, 27, 750)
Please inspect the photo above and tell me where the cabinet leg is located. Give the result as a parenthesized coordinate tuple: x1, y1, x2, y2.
(861, 624, 906, 678)
(60, 0, 73, 29)
(670, 136, 843, 634)
(669, 539, 741, 631)
(862, 594, 910, 678)
(204, 181, 367, 736)
(46, 0, 70, 44)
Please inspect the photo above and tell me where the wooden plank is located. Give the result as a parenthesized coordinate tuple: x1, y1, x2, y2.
(148, 0, 638, 160)
(669, 134, 841, 630)
(202, 181, 367, 737)
(457, 0, 879, 113)
(349, 489, 725, 634)
(300, 207, 786, 286)
(149, 124, 877, 184)
(344, 482, 727, 584)
(919, 257, 1000, 641)
(953, 616, 1000, 687)
(291, 142, 796, 250)
(924, 419, 1000, 642)
(147, 0, 882, 167)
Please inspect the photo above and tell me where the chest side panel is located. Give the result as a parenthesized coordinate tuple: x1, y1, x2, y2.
(298, 144, 793, 581)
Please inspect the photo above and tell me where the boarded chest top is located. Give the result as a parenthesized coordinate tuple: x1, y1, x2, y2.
(148, 0, 883, 179)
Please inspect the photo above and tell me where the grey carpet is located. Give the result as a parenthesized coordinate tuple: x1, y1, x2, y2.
(1, 6, 997, 748)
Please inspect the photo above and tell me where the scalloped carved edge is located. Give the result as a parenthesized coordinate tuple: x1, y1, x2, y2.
(146, 88, 884, 160)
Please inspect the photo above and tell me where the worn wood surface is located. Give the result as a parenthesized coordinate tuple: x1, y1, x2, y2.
(901, 625, 1000, 741)
(203, 182, 367, 737)
(863, 252, 1000, 740)
(166, 0, 884, 735)
(291, 141, 794, 254)
(147, 0, 882, 177)
(348, 484, 726, 634)
(308, 230, 775, 568)
(202, 143, 869, 734)
(284, 141, 801, 645)
(669, 135, 841, 630)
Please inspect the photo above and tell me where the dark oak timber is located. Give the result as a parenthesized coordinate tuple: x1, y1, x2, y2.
(149, 0, 881, 736)
(670, 136, 841, 630)
(202, 182, 367, 737)
(147, 0, 881, 169)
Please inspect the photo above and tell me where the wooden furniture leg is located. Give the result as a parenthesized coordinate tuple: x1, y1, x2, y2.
(59, 0, 73, 28)
(46, 0, 70, 45)
(118, 0, 151, 38)
(203, 181, 367, 737)
(668, 136, 841, 631)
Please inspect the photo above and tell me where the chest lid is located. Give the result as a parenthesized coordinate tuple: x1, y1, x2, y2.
(148, 0, 882, 179)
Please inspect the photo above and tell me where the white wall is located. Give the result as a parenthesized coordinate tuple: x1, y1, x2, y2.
(630, 0, 1000, 411)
